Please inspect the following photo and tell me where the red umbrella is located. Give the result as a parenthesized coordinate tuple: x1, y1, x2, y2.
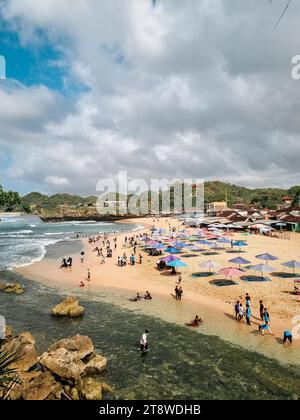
(218, 267, 243, 280)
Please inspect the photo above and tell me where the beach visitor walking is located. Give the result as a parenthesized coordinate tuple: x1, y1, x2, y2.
(87, 268, 91, 282)
(259, 300, 264, 321)
(140, 329, 149, 352)
(238, 303, 244, 322)
(263, 308, 270, 325)
(245, 305, 251, 325)
(234, 301, 240, 320)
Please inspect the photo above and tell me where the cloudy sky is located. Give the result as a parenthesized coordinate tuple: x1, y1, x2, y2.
(0, 0, 299, 196)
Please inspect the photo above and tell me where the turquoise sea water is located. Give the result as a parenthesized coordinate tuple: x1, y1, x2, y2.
(0, 271, 300, 400)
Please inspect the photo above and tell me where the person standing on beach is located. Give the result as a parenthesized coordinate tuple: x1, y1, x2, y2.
(175, 285, 179, 299)
(178, 286, 183, 301)
(259, 300, 264, 321)
(245, 293, 251, 307)
(245, 305, 251, 326)
(238, 303, 244, 322)
(140, 329, 149, 352)
(87, 268, 91, 282)
(139, 254, 143, 264)
(234, 301, 240, 320)
(263, 308, 270, 325)
(178, 275, 182, 285)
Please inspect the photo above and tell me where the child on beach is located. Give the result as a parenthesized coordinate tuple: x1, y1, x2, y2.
(238, 304, 244, 322)
(263, 308, 270, 325)
(245, 305, 251, 326)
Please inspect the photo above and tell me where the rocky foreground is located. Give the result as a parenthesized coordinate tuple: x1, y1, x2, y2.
(0, 327, 112, 400)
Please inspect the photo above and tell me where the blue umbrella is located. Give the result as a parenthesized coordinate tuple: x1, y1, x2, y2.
(232, 241, 248, 252)
(229, 256, 251, 270)
(197, 240, 211, 246)
(152, 243, 166, 250)
(256, 253, 278, 265)
(218, 238, 232, 244)
(165, 247, 181, 254)
(167, 260, 188, 268)
(172, 241, 187, 248)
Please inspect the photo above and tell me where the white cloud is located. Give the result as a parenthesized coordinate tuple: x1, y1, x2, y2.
(1, 0, 300, 195)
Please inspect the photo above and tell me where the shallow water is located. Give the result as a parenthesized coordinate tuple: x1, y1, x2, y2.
(0, 271, 300, 400)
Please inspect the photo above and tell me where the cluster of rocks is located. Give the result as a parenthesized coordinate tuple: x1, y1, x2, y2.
(0, 282, 24, 295)
(0, 328, 111, 400)
(51, 296, 84, 318)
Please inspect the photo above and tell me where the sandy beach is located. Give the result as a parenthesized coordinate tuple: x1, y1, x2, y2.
(15, 217, 300, 363)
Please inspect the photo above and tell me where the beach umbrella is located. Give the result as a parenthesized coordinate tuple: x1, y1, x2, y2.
(196, 240, 211, 249)
(171, 241, 187, 248)
(165, 247, 181, 254)
(167, 260, 188, 268)
(160, 255, 180, 263)
(256, 253, 278, 265)
(249, 264, 275, 278)
(218, 267, 243, 280)
(199, 260, 219, 273)
(218, 237, 232, 247)
(232, 241, 248, 252)
(229, 256, 251, 270)
(151, 243, 166, 250)
(281, 260, 300, 276)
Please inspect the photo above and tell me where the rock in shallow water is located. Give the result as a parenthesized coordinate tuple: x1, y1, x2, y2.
(48, 334, 94, 360)
(0, 282, 24, 295)
(39, 348, 86, 381)
(51, 296, 84, 317)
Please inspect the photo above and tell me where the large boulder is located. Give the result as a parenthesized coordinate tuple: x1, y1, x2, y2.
(22, 371, 62, 401)
(77, 377, 103, 400)
(48, 335, 94, 360)
(51, 296, 84, 318)
(39, 348, 86, 381)
(84, 353, 108, 374)
(0, 282, 24, 295)
(3, 332, 38, 372)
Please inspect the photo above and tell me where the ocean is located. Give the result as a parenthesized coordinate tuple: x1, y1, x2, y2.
(0, 215, 136, 269)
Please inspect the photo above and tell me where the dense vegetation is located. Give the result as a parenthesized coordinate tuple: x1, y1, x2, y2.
(0, 182, 299, 216)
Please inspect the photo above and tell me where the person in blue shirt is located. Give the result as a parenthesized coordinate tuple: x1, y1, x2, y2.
(258, 323, 273, 335)
(283, 330, 293, 345)
(263, 308, 270, 325)
(246, 306, 251, 326)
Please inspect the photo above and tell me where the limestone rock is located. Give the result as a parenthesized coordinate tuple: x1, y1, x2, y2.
(3, 332, 37, 372)
(48, 335, 94, 360)
(84, 353, 108, 374)
(0, 282, 24, 295)
(51, 296, 84, 318)
(77, 377, 103, 400)
(39, 348, 86, 381)
(5, 325, 14, 339)
(22, 371, 62, 401)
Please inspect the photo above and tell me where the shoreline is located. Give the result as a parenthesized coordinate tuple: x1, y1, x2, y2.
(14, 216, 300, 366)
